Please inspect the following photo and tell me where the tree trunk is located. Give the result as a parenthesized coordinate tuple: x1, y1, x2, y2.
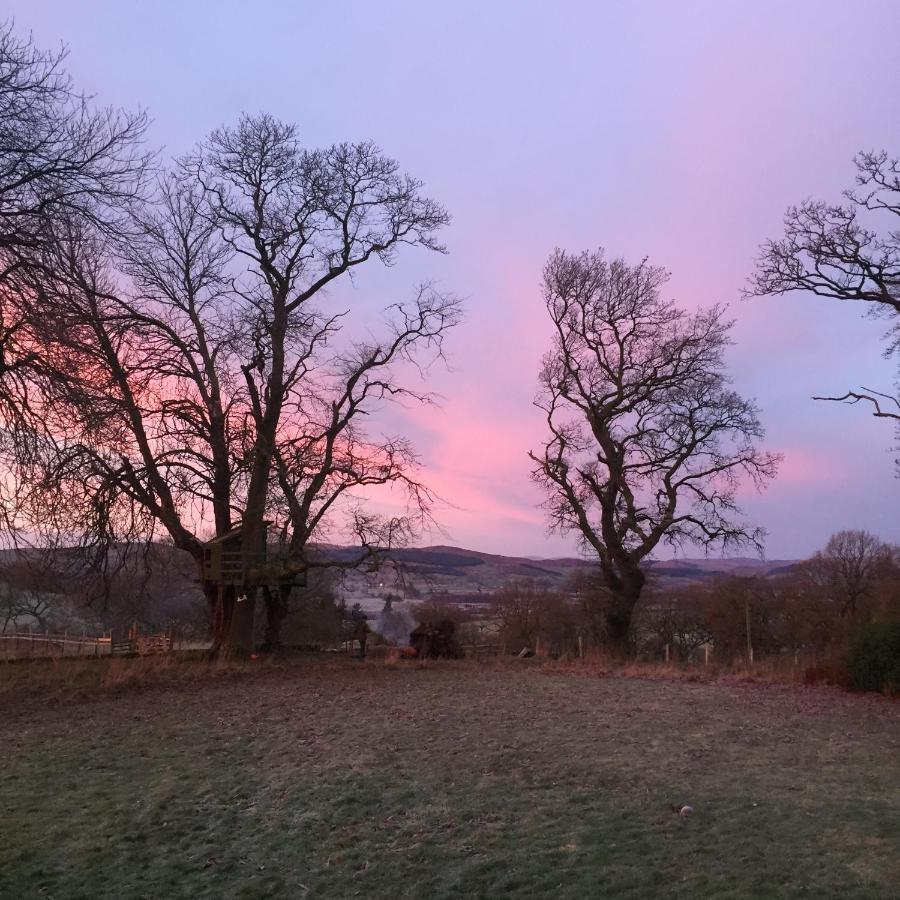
(218, 515, 267, 658)
(228, 587, 256, 657)
(604, 601, 634, 656)
(205, 581, 238, 657)
(603, 568, 645, 657)
(261, 585, 292, 651)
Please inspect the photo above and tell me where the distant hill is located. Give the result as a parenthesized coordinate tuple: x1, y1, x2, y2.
(0, 541, 803, 615)
(337, 544, 801, 602)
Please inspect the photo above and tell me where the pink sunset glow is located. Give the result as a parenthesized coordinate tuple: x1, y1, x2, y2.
(8, 0, 898, 559)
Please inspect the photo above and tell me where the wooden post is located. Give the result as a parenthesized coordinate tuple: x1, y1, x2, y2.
(665, 643, 670, 663)
(577, 634, 584, 659)
(745, 596, 752, 664)
(535, 635, 541, 657)
(704, 644, 710, 666)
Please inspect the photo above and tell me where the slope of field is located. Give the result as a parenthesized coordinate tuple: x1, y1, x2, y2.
(1, 661, 897, 899)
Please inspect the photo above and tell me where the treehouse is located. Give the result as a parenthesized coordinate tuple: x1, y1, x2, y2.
(201, 523, 269, 586)
(201, 522, 306, 589)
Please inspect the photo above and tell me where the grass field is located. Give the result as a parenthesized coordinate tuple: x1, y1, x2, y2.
(1, 658, 898, 899)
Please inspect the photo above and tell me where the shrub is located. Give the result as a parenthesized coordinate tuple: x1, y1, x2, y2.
(847, 622, 900, 694)
(409, 619, 464, 659)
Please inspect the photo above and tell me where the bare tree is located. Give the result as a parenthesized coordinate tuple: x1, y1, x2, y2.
(0, 21, 149, 255)
(633, 587, 711, 660)
(803, 529, 895, 617)
(530, 249, 779, 653)
(749, 150, 900, 462)
(1, 113, 459, 656)
(695, 576, 778, 662)
(0, 550, 67, 633)
(0, 576, 52, 633)
(0, 22, 149, 546)
(491, 580, 545, 652)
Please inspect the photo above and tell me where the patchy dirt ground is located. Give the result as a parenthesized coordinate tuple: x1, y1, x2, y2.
(2, 660, 898, 899)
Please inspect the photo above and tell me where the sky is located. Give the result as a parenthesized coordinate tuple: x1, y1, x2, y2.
(8, 1, 900, 559)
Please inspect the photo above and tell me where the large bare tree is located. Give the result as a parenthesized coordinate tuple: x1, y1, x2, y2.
(1, 109, 459, 655)
(0, 22, 148, 255)
(749, 150, 900, 461)
(802, 529, 895, 617)
(0, 22, 149, 542)
(531, 249, 779, 652)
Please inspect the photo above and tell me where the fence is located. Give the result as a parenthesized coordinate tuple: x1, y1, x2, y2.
(0, 631, 112, 660)
(0, 627, 178, 661)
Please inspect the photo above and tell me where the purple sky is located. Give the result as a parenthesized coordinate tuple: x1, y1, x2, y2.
(9, 1, 900, 559)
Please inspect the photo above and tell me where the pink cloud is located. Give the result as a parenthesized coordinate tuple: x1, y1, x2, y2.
(766, 447, 849, 490)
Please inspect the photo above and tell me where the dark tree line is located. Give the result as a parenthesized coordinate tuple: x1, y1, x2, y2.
(490, 530, 898, 662)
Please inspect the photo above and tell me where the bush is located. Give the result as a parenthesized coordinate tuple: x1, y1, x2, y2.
(847, 622, 900, 694)
(409, 619, 464, 659)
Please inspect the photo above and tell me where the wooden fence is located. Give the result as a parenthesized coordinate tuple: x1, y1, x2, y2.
(0, 627, 177, 661)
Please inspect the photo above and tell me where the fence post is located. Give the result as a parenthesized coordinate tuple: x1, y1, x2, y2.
(577, 634, 583, 659)
(704, 644, 709, 666)
(665, 643, 670, 663)
(745, 596, 752, 663)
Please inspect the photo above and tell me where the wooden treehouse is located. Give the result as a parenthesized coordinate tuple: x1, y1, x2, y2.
(201, 522, 306, 590)
(201, 523, 268, 587)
